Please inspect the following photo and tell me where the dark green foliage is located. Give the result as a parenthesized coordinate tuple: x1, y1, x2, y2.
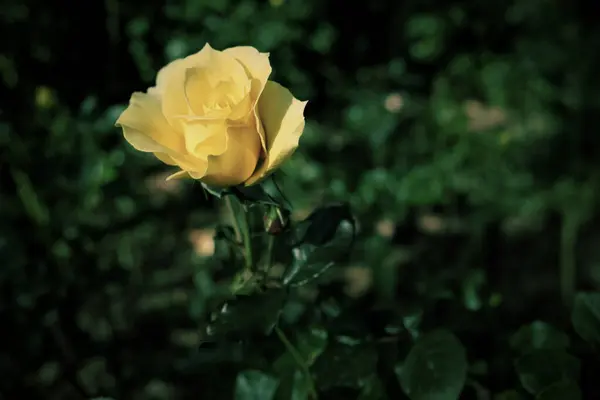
(572, 292, 600, 349)
(235, 370, 279, 400)
(3, 0, 600, 399)
(399, 330, 467, 400)
(514, 350, 580, 395)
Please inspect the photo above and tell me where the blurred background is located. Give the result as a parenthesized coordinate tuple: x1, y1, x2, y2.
(2, 0, 600, 398)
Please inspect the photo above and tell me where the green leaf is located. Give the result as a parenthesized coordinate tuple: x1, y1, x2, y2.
(274, 369, 311, 400)
(295, 203, 355, 247)
(283, 204, 355, 286)
(282, 243, 335, 286)
(290, 370, 311, 400)
(204, 289, 286, 339)
(312, 341, 378, 390)
(510, 321, 570, 354)
(203, 176, 291, 207)
(514, 350, 580, 395)
(275, 326, 328, 369)
(571, 292, 600, 347)
(233, 185, 276, 206)
(202, 182, 226, 198)
(295, 327, 329, 364)
(273, 327, 328, 400)
(235, 370, 279, 400)
(232, 175, 291, 210)
(535, 380, 582, 400)
(398, 330, 468, 400)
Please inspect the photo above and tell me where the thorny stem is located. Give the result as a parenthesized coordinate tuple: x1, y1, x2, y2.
(264, 206, 287, 274)
(274, 325, 318, 399)
(239, 204, 253, 270)
(266, 205, 316, 394)
(225, 196, 241, 242)
(264, 233, 275, 274)
(225, 196, 253, 269)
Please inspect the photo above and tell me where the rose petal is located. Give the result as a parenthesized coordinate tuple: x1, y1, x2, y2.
(115, 92, 209, 176)
(184, 67, 249, 119)
(195, 47, 248, 88)
(224, 46, 271, 83)
(155, 59, 200, 119)
(159, 44, 213, 120)
(166, 170, 191, 181)
(154, 152, 178, 166)
(224, 46, 272, 153)
(183, 120, 228, 157)
(183, 67, 215, 115)
(245, 81, 307, 186)
(162, 43, 249, 121)
(116, 92, 185, 153)
(249, 79, 268, 154)
(202, 125, 261, 187)
(227, 92, 253, 121)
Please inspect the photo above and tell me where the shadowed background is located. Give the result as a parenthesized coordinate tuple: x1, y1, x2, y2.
(2, 0, 600, 399)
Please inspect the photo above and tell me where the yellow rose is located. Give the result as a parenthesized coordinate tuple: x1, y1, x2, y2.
(116, 43, 307, 187)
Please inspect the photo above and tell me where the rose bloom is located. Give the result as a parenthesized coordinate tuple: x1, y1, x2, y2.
(116, 44, 307, 187)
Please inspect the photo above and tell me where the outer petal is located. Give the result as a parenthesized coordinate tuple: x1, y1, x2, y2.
(224, 46, 272, 83)
(224, 46, 272, 152)
(159, 44, 213, 120)
(153, 55, 200, 119)
(245, 81, 307, 186)
(116, 92, 185, 153)
(166, 170, 191, 181)
(154, 152, 178, 166)
(116, 92, 208, 175)
(154, 152, 209, 177)
(155, 44, 215, 93)
(201, 125, 261, 187)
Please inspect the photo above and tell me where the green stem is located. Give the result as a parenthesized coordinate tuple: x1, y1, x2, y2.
(225, 196, 252, 269)
(274, 326, 318, 399)
(264, 235, 275, 274)
(238, 205, 253, 270)
(225, 196, 241, 241)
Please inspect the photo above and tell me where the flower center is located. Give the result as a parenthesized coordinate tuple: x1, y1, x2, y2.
(184, 66, 251, 120)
